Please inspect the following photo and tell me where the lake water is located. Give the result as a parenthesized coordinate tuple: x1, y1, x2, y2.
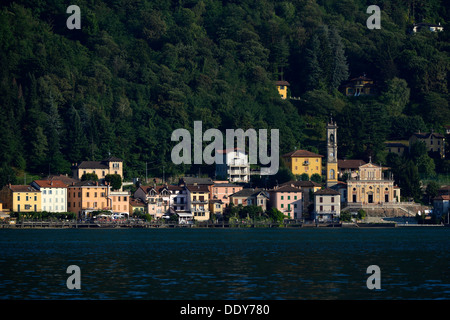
(0, 227, 449, 300)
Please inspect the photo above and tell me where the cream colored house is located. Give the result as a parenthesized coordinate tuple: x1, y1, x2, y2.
(313, 188, 341, 222)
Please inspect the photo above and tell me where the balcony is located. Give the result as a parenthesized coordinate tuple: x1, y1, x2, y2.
(191, 199, 208, 204)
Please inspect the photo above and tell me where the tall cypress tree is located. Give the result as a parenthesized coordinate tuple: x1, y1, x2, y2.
(329, 27, 349, 91)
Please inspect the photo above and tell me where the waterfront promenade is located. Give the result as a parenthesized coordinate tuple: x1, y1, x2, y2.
(1, 220, 447, 229)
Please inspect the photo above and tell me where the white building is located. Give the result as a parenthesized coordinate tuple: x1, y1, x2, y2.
(313, 188, 341, 222)
(215, 148, 250, 183)
(31, 179, 68, 212)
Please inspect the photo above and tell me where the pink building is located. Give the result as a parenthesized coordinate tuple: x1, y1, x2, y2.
(210, 182, 243, 206)
(268, 185, 303, 219)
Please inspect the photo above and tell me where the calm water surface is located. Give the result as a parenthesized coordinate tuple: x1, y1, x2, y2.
(0, 228, 449, 300)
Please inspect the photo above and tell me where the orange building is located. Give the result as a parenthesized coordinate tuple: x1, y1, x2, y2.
(210, 182, 243, 206)
(67, 181, 110, 218)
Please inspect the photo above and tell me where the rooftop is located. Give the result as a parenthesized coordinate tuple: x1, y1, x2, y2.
(282, 149, 323, 158)
(8, 185, 40, 193)
(32, 179, 68, 188)
(229, 188, 268, 198)
(268, 185, 303, 193)
(314, 188, 340, 196)
(338, 159, 366, 169)
(281, 180, 322, 188)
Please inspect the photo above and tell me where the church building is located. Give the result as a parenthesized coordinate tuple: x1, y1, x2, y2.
(325, 119, 401, 205)
(346, 162, 401, 204)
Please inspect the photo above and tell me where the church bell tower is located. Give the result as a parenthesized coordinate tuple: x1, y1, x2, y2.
(326, 118, 338, 188)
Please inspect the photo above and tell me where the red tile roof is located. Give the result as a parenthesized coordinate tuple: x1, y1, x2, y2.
(32, 180, 68, 188)
(282, 150, 323, 158)
(9, 185, 40, 193)
(338, 159, 366, 169)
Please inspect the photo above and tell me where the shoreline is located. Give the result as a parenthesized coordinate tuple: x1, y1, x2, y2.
(1, 221, 448, 229)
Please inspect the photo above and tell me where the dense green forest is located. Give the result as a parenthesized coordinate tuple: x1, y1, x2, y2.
(0, 0, 449, 200)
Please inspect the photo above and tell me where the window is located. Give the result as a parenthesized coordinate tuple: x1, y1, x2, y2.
(17, 196, 20, 201)
(294, 196, 297, 200)
(320, 197, 323, 203)
(281, 204, 284, 208)
(95, 192, 97, 197)
(331, 205, 335, 211)
(86, 192, 90, 197)
(43, 190, 46, 195)
(281, 196, 284, 200)
(320, 205, 323, 212)
(288, 196, 290, 200)
(294, 204, 297, 208)
(331, 197, 334, 203)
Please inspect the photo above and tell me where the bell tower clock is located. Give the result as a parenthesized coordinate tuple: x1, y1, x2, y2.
(326, 119, 338, 188)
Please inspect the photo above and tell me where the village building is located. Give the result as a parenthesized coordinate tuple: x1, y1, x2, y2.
(409, 132, 445, 158)
(313, 188, 341, 222)
(215, 148, 250, 183)
(338, 159, 366, 179)
(347, 162, 401, 205)
(267, 185, 303, 219)
(229, 188, 269, 211)
(210, 182, 243, 206)
(67, 181, 110, 218)
(282, 149, 323, 177)
(385, 142, 408, 157)
(280, 180, 322, 212)
(0, 184, 41, 213)
(185, 184, 210, 221)
(31, 179, 67, 212)
(129, 197, 146, 216)
(71, 156, 124, 184)
(275, 80, 290, 99)
(341, 75, 377, 96)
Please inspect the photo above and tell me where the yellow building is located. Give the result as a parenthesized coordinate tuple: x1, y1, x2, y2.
(275, 80, 290, 99)
(0, 184, 42, 212)
(409, 132, 445, 158)
(209, 199, 224, 218)
(71, 156, 124, 183)
(186, 184, 211, 221)
(341, 75, 377, 96)
(282, 149, 323, 177)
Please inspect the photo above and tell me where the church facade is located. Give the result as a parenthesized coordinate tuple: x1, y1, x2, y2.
(346, 162, 401, 204)
(325, 119, 401, 205)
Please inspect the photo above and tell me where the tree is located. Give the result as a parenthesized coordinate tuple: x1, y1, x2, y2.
(105, 174, 122, 190)
(299, 173, 309, 181)
(310, 173, 322, 183)
(329, 27, 349, 91)
(267, 207, 285, 222)
(380, 78, 410, 117)
(304, 34, 323, 91)
(81, 173, 98, 181)
(425, 181, 440, 204)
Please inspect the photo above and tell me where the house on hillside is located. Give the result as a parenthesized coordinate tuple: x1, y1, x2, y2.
(340, 75, 377, 96)
(409, 131, 445, 158)
(71, 156, 124, 184)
